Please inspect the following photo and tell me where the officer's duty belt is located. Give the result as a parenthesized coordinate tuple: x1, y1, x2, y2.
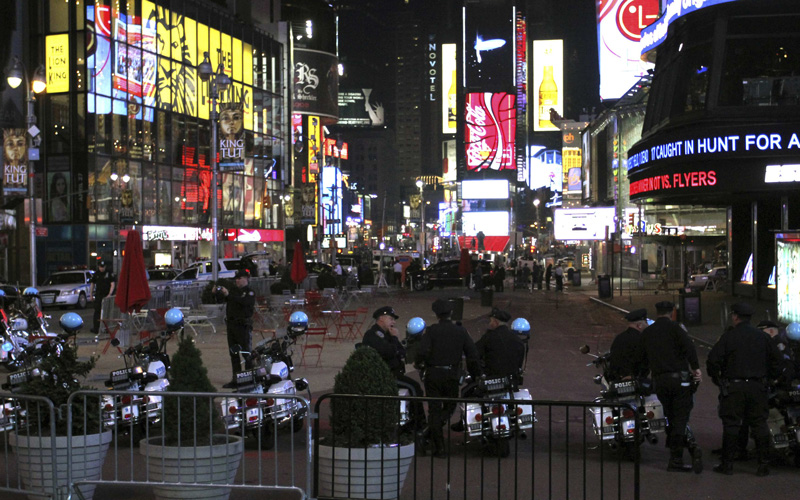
(728, 378, 765, 384)
(430, 365, 455, 370)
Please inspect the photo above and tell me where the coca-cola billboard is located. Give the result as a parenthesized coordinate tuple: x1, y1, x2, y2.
(464, 93, 516, 172)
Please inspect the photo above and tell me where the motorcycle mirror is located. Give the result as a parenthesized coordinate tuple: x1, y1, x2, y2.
(579, 345, 590, 355)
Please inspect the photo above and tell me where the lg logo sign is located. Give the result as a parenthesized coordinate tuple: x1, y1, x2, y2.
(616, 0, 660, 42)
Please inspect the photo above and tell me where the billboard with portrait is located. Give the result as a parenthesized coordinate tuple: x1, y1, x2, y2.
(465, 92, 516, 173)
(596, 0, 658, 100)
(48, 172, 71, 222)
(2, 129, 27, 199)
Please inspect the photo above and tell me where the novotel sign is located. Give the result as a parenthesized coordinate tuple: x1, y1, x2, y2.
(627, 123, 800, 199)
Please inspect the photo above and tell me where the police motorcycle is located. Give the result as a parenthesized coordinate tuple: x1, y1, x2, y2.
(0, 312, 83, 432)
(765, 322, 800, 464)
(1, 288, 54, 371)
(580, 343, 666, 457)
(219, 310, 311, 449)
(100, 308, 179, 438)
(453, 318, 536, 458)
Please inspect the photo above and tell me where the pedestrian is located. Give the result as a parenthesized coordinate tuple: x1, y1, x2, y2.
(361, 306, 426, 443)
(608, 308, 649, 381)
(534, 262, 543, 289)
(220, 269, 256, 388)
(641, 300, 703, 473)
(472, 262, 483, 290)
(659, 266, 669, 291)
(554, 264, 564, 291)
(89, 260, 116, 334)
(493, 264, 505, 292)
(521, 263, 531, 289)
(475, 308, 525, 379)
(417, 299, 482, 458)
(393, 260, 403, 287)
(544, 263, 553, 290)
(706, 303, 783, 476)
(333, 260, 344, 290)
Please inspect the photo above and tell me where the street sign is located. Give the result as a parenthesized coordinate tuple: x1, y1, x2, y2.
(35, 227, 48, 237)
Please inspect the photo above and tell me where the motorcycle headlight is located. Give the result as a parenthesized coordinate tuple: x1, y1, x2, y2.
(1, 341, 13, 352)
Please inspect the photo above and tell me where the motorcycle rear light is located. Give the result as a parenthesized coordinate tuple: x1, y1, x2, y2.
(228, 406, 238, 415)
(492, 405, 504, 415)
(104, 404, 114, 412)
(142, 396, 150, 404)
(266, 398, 275, 407)
(622, 409, 635, 418)
(475, 414, 483, 422)
(516, 407, 523, 415)
(121, 395, 132, 405)
(123, 413, 132, 420)
(245, 398, 258, 408)
(248, 415, 259, 423)
(646, 411, 654, 419)
(605, 416, 614, 425)
(3, 408, 11, 416)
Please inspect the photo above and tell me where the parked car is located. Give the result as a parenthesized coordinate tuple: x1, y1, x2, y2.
(37, 270, 94, 309)
(408, 259, 493, 291)
(147, 267, 181, 288)
(688, 266, 728, 291)
(171, 259, 246, 285)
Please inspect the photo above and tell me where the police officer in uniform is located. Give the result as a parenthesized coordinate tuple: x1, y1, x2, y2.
(219, 269, 256, 388)
(707, 302, 783, 476)
(475, 308, 525, 379)
(608, 308, 649, 381)
(89, 260, 116, 334)
(362, 305, 425, 435)
(417, 299, 482, 458)
(641, 301, 703, 473)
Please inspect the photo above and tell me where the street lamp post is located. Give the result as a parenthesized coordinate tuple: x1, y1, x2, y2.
(416, 179, 425, 263)
(6, 56, 46, 286)
(196, 52, 230, 282)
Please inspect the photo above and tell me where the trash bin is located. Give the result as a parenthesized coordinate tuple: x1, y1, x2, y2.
(680, 291, 702, 326)
(480, 288, 493, 307)
(448, 297, 464, 321)
(597, 274, 611, 299)
(572, 270, 581, 287)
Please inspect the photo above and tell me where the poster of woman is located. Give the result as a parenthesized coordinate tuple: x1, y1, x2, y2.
(48, 172, 70, 222)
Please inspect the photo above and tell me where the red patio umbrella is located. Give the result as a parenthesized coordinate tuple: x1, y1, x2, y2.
(458, 248, 472, 278)
(115, 229, 151, 314)
(290, 241, 308, 286)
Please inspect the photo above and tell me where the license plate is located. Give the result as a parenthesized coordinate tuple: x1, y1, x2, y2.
(110, 368, 132, 383)
(8, 371, 30, 386)
(42, 296, 54, 304)
(236, 370, 256, 385)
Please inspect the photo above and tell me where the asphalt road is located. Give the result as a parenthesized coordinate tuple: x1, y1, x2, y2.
(11, 288, 800, 499)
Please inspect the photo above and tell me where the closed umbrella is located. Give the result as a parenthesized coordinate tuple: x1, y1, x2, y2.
(458, 248, 472, 289)
(290, 241, 308, 286)
(115, 229, 151, 314)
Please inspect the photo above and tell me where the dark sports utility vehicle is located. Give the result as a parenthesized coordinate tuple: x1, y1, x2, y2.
(408, 259, 493, 291)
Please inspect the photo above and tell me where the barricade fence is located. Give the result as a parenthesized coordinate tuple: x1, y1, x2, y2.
(0, 392, 639, 500)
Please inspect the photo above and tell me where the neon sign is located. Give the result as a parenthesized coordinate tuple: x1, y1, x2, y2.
(629, 170, 717, 195)
(465, 92, 516, 172)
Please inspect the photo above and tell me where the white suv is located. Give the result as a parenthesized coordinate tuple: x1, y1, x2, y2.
(171, 259, 246, 284)
(38, 270, 94, 309)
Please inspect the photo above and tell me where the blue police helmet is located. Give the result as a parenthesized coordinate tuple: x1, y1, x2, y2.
(511, 317, 531, 337)
(0, 289, 5, 297)
(289, 311, 309, 326)
(60, 312, 83, 334)
(787, 322, 800, 342)
(164, 308, 184, 331)
(23, 287, 39, 296)
(406, 317, 426, 336)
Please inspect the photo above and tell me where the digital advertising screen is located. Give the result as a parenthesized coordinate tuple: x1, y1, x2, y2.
(338, 89, 385, 127)
(595, 0, 657, 100)
(442, 44, 458, 134)
(465, 92, 516, 172)
(532, 40, 563, 132)
(528, 148, 562, 192)
(461, 179, 509, 200)
(640, 0, 739, 55)
(463, 0, 515, 91)
(553, 207, 616, 241)
(777, 233, 800, 323)
(320, 165, 342, 236)
(293, 49, 339, 120)
(462, 211, 510, 237)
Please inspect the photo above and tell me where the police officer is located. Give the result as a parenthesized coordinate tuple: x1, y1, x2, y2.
(641, 301, 703, 473)
(475, 308, 525, 379)
(89, 260, 116, 334)
(219, 269, 256, 388)
(608, 308, 649, 381)
(417, 299, 482, 458)
(361, 305, 425, 434)
(707, 302, 783, 476)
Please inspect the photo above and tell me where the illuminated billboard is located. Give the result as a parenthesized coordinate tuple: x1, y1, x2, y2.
(338, 89, 385, 127)
(293, 49, 339, 120)
(465, 92, 516, 172)
(463, 0, 514, 91)
(596, 0, 657, 100)
(442, 140, 457, 182)
(46, 35, 70, 93)
(777, 233, 800, 323)
(462, 179, 509, 199)
(553, 207, 616, 241)
(462, 211, 510, 237)
(442, 44, 457, 134)
(532, 40, 564, 132)
(320, 165, 343, 236)
(640, 0, 739, 56)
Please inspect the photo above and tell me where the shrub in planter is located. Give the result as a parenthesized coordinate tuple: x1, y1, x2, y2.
(329, 346, 401, 446)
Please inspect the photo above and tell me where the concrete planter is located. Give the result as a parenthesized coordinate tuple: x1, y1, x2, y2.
(317, 442, 414, 499)
(9, 430, 112, 500)
(139, 434, 244, 500)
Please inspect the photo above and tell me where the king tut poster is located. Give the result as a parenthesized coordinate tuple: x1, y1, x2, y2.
(3, 129, 28, 199)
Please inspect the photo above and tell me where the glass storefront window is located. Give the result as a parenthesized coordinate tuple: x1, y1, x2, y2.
(47, 95, 71, 154)
(142, 164, 157, 224)
(158, 165, 172, 225)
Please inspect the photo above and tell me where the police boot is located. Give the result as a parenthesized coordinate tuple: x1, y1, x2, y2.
(713, 434, 736, 475)
(667, 448, 692, 472)
(755, 445, 770, 476)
